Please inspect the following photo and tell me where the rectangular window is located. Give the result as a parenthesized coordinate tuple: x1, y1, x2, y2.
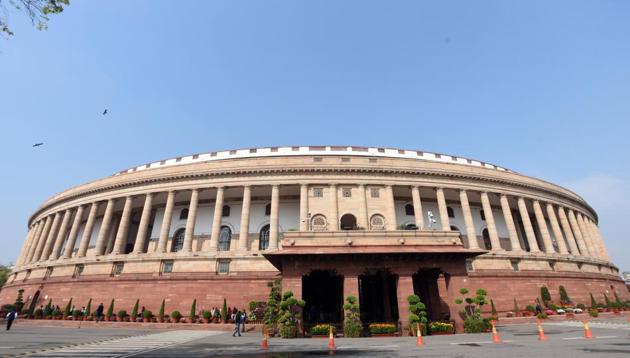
(161, 260, 174, 275)
(72, 264, 84, 279)
(111, 262, 124, 277)
(480, 210, 486, 221)
(217, 260, 230, 274)
(465, 259, 474, 272)
(43, 267, 53, 280)
(313, 188, 323, 198)
(342, 188, 352, 198)
(370, 188, 380, 198)
(510, 260, 520, 272)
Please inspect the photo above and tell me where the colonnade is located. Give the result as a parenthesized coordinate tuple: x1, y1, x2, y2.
(15, 183, 610, 268)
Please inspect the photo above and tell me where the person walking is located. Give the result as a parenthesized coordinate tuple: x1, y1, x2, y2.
(241, 309, 247, 333)
(5, 309, 17, 331)
(96, 303, 104, 322)
(232, 311, 242, 337)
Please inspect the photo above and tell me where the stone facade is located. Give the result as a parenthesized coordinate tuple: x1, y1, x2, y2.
(1, 146, 627, 331)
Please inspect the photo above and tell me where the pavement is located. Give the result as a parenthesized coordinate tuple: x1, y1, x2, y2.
(0, 319, 628, 357)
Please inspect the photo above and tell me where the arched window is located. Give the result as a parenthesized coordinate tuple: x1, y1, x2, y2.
(179, 208, 189, 220)
(171, 228, 185, 252)
(447, 206, 455, 218)
(222, 205, 230, 217)
(482, 228, 492, 250)
(218, 226, 232, 251)
(340, 214, 357, 230)
(405, 204, 415, 216)
(265, 203, 271, 216)
(311, 215, 327, 231)
(259, 225, 270, 250)
(370, 214, 385, 230)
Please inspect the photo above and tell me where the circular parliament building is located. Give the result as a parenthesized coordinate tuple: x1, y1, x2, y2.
(2, 146, 627, 329)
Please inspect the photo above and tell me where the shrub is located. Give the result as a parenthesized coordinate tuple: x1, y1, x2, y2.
(604, 293, 611, 307)
(34, 308, 44, 318)
(576, 303, 586, 310)
(117, 310, 127, 319)
(537, 312, 548, 319)
(263, 279, 282, 329)
(540, 286, 551, 306)
(249, 301, 266, 320)
(429, 321, 454, 333)
(278, 291, 305, 338)
(14, 289, 25, 313)
(171, 310, 182, 320)
(106, 299, 115, 318)
(559, 286, 571, 304)
(589, 309, 598, 317)
(463, 316, 486, 333)
(202, 310, 211, 320)
(549, 303, 559, 310)
(407, 294, 428, 333)
(343, 296, 362, 338)
(158, 299, 165, 320)
(525, 305, 535, 312)
(190, 299, 197, 319)
(221, 298, 228, 323)
(52, 309, 62, 317)
(1, 304, 15, 313)
(131, 299, 139, 319)
(143, 310, 153, 319)
(64, 298, 73, 316)
(72, 309, 82, 318)
(368, 323, 397, 335)
(454, 287, 490, 333)
(589, 293, 597, 308)
(311, 324, 335, 336)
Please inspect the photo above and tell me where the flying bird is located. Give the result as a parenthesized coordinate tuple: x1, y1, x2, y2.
(32, 143, 44, 147)
(102, 109, 108, 115)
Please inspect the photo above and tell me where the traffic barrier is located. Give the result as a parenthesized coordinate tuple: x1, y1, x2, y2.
(582, 320, 593, 339)
(416, 323, 424, 347)
(537, 319, 547, 341)
(491, 320, 501, 343)
(328, 325, 335, 350)
(261, 326, 268, 350)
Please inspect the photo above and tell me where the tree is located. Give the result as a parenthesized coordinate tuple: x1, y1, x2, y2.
(131, 299, 139, 320)
(540, 286, 551, 307)
(277, 291, 305, 338)
(589, 293, 597, 308)
(158, 299, 165, 321)
(106, 299, 114, 319)
(190, 299, 197, 320)
(0, 265, 11, 286)
(263, 279, 282, 330)
(454, 288, 491, 333)
(221, 298, 228, 323)
(14, 289, 25, 313)
(407, 294, 428, 335)
(64, 298, 73, 316)
(604, 293, 611, 307)
(343, 296, 362, 338)
(0, 0, 69, 36)
(559, 286, 571, 304)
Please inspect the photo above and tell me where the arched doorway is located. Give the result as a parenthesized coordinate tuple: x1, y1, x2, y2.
(340, 214, 357, 230)
(171, 228, 185, 252)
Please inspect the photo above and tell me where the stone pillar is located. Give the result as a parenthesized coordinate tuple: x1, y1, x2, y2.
(183, 189, 200, 253)
(499, 194, 523, 252)
(411, 186, 424, 230)
(586, 218, 606, 260)
(94, 198, 115, 256)
(557, 207, 580, 255)
(459, 190, 479, 249)
(78, 202, 100, 257)
(385, 185, 397, 230)
(532, 200, 555, 254)
(282, 276, 302, 300)
(269, 185, 280, 249)
(157, 191, 176, 253)
(576, 213, 596, 259)
(343, 275, 359, 302)
(112, 196, 134, 255)
(209, 188, 225, 250)
(357, 184, 368, 229)
(396, 275, 415, 333)
(480, 192, 501, 251)
(33, 215, 54, 262)
(41, 212, 62, 261)
(133, 193, 153, 254)
(588, 220, 610, 261)
(329, 184, 339, 230)
(25, 220, 44, 263)
(299, 184, 309, 231)
(16, 226, 35, 266)
(50, 209, 72, 260)
(567, 209, 590, 256)
(238, 186, 251, 252)
(546, 204, 568, 254)
(436, 188, 450, 230)
(63, 205, 84, 259)
(517, 197, 540, 253)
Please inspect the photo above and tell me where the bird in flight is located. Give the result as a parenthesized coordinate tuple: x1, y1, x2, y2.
(32, 143, 44, 147)
(102, 109, 108, 115)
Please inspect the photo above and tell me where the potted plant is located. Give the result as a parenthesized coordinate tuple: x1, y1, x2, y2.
(368, 323, 398, 337)
(202, 310, 211, 324)
(310, 324, 334, 337)
(33, 308, 44, 319)
(343, 296, 362, 338)
(106, 299, 115, 321)
(188, 299, 197, 323)
(118, 310, 128, 321)
(158, 299, 165, 323)
(523, 305, 535, 317)
(131, 299, 140, 322)
(142, 310, 153, 323)
(171, 310, 182, 323)
(407, 294, 427, 336)
(429, 321, 455, 335)
(52, 308, 62, 320)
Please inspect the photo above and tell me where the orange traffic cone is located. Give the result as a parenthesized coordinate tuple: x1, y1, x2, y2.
(583, 320, 593, 339)
(328, 325, 335, 350)
(491, 320, 501, 343)
(261, 326, 269, 350)
(537, 319, 547, 341)
(416, 323, 424, 347)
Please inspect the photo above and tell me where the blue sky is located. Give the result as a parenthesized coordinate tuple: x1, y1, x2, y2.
(1, 1, 629, 270)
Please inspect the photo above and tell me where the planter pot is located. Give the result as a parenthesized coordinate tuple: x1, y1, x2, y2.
(613, 310, 621, 315)
(430, 331, 454, 336)
(370, 333, 398, 337)
(565, 313, 575, 319)
(202, 318, 210, 324)
(143, 318, 151, 323)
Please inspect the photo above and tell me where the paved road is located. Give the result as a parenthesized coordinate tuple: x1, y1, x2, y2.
(1, 320, 628, 357)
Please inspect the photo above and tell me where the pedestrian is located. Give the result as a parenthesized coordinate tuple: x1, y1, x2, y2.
(96, 303, 104, 322)
(241, 309, 247, 333)
(5, 308, 17, 331)
(232, 311, 242, 337)
(535, 300, 542, 314)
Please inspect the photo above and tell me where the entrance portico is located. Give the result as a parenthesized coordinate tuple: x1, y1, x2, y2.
(265, 230, 484, 333)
